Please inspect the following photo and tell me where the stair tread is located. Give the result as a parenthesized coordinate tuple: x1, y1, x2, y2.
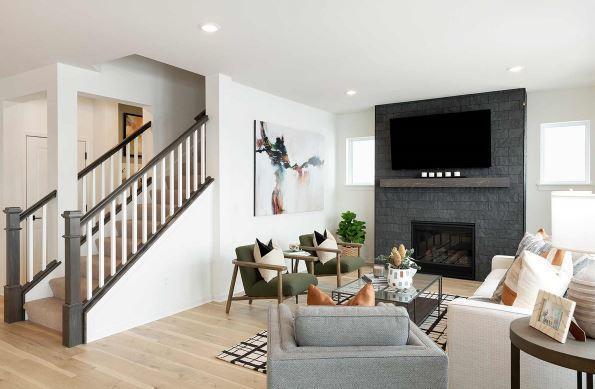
(24, 297, 63, 332)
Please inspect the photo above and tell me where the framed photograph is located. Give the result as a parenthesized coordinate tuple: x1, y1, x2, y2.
(123, 112, 144, 158)
(530, 290, 576, 343)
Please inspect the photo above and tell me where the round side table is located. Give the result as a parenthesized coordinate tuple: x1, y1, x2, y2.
(510, 317, 595, 389)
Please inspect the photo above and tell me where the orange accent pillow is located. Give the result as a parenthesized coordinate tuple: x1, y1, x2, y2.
(306, 284, 375, 306)
(346, 283, 375, 307)
(306, 284, 334, 306)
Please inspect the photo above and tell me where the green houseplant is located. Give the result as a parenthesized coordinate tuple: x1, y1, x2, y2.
(337, 211, 366, 244)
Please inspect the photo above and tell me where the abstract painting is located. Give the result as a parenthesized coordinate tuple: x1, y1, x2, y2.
(254, 120, 324, 216)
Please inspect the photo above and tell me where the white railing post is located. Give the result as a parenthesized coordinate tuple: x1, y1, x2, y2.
(82, 175, 87, 214)
(177, 143, 183, 208)
(185, 137, 191, 200)
(133, 138, 138, 174)
(132, 180, 138, 254)
(201, 123, 206, 184)
(98, 209, 105, 287)
(121, 189, 128, 265)
(27, 215, 33, 282)
(193, 129, 198, 191)
(169, 151, 174, 216)
(142, 173, 148, 244)
(161, 159, 166, 224)
(41, 204, 47, 271)
(86, 221, 92, 300)
(110, 199, 116, 276)
(152, 165, 157, 234)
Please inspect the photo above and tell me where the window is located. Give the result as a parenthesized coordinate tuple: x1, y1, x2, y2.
(346, 136, 374, 185)
(540, 121, 590, 185)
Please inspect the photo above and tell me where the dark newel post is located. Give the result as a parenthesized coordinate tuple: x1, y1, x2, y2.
(62, 210, 83, 347)
(4, 207, 24, 323)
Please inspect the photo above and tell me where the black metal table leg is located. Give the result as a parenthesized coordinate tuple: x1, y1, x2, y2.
(511, 343, 520, 389)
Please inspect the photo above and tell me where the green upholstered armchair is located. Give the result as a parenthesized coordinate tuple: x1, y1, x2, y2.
(298, 234, 366, 287)
(225, 244, 319, 313)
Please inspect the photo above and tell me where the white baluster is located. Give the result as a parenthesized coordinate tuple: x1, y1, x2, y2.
(161, 159, 166, 224)
(100, 162, 105, 202)
(142, 173, 148, 244)
(186, 137, 191, 199)
(126, 143, 131, 180)
(41, 204, 47, 271)
(110, 199, 116, 276)
(121, 189, 127, 265)
(82, 175, 87, 214)
(178, 143, 182, 208)
(27, 215, 33, 282)
(152, 165, 157, 234)
(193, 129, 198, 191)
(132, 180, 138, 254)
(109, 154, 114, 193)
(169, 151, 174, 216)
(118, 149, 123, 188)
(92, 169, 96, 209)
(201, 123, 206, 184)
(98, 209, 105, 287)
(133, 138, 138, 173)
(86, 221, 92, 300)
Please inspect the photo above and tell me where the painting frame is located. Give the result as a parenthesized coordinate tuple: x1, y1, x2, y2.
(529, 289, 576, 343)
(122, 112, 143, 159)
(253, 120, 325, 217)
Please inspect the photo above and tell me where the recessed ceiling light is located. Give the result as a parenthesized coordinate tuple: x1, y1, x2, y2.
(201, 23, 220, 33)
(346, 90, 357, 96)
(507, 65, 525, 73)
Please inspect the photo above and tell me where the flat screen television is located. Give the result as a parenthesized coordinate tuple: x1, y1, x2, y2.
(390, 110, 492, 169)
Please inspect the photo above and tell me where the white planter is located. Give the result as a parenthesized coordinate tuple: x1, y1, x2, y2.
(387, 267, 417, 289)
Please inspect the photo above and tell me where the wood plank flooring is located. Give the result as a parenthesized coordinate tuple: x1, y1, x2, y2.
(0, 269, 480, 388)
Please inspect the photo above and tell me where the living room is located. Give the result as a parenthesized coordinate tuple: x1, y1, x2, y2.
(1, 1, 595, 388)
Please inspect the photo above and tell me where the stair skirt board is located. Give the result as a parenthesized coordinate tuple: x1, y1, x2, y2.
(22, 178, 214, 342)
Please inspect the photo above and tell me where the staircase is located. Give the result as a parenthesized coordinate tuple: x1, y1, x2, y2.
(4, 113, 212, 346)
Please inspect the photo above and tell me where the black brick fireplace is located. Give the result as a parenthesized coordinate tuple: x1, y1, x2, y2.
(411, 221, 475, 280)
(375, 89, 526, 281)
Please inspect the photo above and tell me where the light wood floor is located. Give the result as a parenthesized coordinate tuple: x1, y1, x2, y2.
(0, 269, 480, 388)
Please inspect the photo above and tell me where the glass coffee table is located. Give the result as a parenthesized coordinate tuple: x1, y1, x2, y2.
(331, 273, 443, 326)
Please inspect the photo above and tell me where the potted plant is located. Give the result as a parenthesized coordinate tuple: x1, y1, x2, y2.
(336, 211, 366, 256)
(376, 244, 421, 289)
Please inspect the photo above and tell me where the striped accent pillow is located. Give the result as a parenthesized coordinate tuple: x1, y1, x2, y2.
(491, 229, 552, 303)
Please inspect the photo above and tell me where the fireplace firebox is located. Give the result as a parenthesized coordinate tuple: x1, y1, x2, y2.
(411, 221, 475, 280)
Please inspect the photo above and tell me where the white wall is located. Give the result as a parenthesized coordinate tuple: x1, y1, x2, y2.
(335, 109, 375, 259)
(86, 185, 215, 342)
(206, 74, 337, 300)
(526, 86, 595, 233)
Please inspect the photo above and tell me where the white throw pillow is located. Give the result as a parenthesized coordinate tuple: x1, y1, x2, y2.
(513, 250, 572, 310)
(253, 239, 286, 283)
(313, 229, 338, 265)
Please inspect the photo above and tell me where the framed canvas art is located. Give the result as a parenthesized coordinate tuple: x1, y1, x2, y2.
(123, 112, 143, 158)
(254, 120, 324, 216)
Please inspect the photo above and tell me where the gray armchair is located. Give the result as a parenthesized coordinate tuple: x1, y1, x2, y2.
(268, 303, 448, 389)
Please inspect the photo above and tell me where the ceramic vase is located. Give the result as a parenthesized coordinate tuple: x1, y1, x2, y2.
(387, 267, 417, 289)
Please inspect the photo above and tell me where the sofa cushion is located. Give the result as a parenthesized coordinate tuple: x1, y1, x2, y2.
(314, 255, 365, 275)
(470, 268, 507, 300)
(313, 229, 339, 264)
(253, 239, 286, 282)
(306, 284, 335, 305)
(294, 303, 409, 347)
(249, 273, 318, 297)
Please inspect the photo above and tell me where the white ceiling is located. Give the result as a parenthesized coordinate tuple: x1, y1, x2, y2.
(1, 0, 594, 113)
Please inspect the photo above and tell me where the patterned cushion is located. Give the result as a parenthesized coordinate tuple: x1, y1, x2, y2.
(500, 248, 572, 306)
(491, 229, 552, 303)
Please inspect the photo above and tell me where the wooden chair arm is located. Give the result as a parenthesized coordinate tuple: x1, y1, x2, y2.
(299, 246, 341, 254)
(337, 241, 363, 248)
(284, 253, 318, 262)
(232, 260, 287, 272)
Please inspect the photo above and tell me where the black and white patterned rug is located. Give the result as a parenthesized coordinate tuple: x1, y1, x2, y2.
(216, 292, 463, 374)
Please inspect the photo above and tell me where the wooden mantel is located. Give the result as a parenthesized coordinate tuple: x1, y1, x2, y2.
(379, 177, 511, 188)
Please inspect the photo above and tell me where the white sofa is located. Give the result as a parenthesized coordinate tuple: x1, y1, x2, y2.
(448, 255, 579, 389)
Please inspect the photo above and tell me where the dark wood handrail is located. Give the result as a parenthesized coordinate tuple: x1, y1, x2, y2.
(20, 190, 57, 221)
(80, 115, 208, 225)
(78, 121, 152, 179)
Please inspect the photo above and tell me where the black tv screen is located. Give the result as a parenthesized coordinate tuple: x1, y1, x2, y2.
(390, 110, 491, 170)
